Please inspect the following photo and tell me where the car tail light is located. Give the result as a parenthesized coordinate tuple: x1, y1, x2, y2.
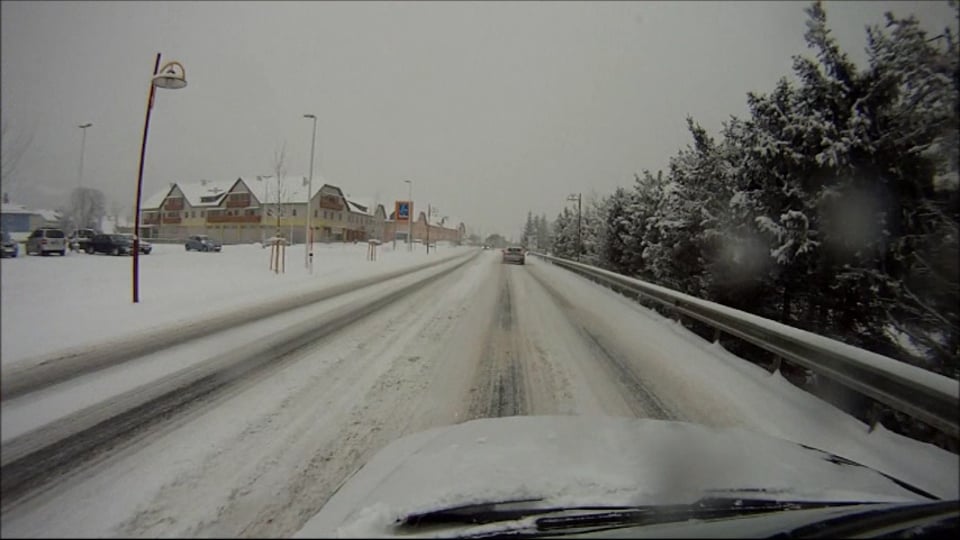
(40, 239, 47, 245)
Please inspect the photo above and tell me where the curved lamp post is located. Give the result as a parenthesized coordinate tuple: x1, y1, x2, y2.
(133, 55, 187, 303)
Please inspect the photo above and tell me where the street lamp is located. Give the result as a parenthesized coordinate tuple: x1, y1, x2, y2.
(567, 193, 582, 262)
(77, 123, 92, 189)
(132, 54, 187, 303)
(303, 114, 317, 270)
(404, 179, 413, 251)
(75, 122, 92, 236)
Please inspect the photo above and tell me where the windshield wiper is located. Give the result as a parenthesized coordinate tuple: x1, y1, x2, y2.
(398, 497, 865, 533)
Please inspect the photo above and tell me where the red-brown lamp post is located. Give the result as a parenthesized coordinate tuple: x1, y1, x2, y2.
(132, 54, 187, 303)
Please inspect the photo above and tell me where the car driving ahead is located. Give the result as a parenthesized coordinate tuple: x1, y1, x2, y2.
(502, 246, 526, 265)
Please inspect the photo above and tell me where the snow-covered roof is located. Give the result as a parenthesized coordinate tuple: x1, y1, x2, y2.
(1, 203, 32, 215)
(243, 175, 327, 205)
(344, 197, 383, 216)
(175, 179, 238, 207)
(416, 210, 463, 228)
(35, 208, 61, 222)
(142, 185, 174, 210)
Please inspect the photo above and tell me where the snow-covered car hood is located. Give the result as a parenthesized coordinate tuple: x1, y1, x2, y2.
(295, 416, 935, 538)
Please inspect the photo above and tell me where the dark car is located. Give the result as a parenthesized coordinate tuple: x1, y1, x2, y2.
(1, 229, 18, 258)
(88, 234, 134, 255)
(120, 234, 152, 254)
(185, 235, 222, 252)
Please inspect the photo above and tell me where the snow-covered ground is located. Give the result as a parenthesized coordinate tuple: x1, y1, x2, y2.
(0, 251, 955, 538)
(1, 241, 467, 366)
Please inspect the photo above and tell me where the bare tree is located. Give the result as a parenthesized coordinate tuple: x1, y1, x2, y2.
(272, 141, 287, 234)
(1, 117, 34, 191)
(69, 187, 106, 231)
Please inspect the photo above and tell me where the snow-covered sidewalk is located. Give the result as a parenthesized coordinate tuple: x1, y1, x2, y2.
(1, 242, 469, 366)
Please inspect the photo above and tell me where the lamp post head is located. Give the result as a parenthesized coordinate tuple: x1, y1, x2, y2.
(78, 122, 93, 129)
(152, 61, 187, 90)
(304, 113, 316, 119)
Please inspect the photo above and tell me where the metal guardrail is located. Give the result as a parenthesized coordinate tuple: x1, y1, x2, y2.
(531, 252, 959, 439)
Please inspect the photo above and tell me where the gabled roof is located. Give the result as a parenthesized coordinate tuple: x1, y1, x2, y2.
(243, 175, 327, 205)
(416, 211, 463, 228)
(344, 197, 383, 216)
(142, 185, 176, 210)
(35, 208, 61, 222)
(176, 179, 238, 207)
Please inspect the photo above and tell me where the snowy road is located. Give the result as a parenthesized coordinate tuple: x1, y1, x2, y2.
(1, 250, 956, 537)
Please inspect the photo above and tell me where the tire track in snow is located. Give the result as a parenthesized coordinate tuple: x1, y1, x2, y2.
(466, 265, 529, 419)
(525, 264, 677, 421)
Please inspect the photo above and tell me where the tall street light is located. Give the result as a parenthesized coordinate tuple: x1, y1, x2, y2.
(303, 114, 317, 270)
(132, 54, 187, 303)
(77, 123, 92, 189)
(404, 179, 413, 251)
(567, 193, 582, 262)
(75, 122, 92, 233)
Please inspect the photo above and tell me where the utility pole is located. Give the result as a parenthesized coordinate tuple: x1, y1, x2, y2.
(303, 114, 317, 270)
(404, 180, 413, 251)
(76, 122, 92, 232)
(567, 193, 581, 262)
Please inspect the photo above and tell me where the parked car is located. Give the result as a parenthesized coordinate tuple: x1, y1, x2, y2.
(69, 228, 97, 252)
(502, 246, 526, 265)
(88, 233, 134, 255)
(25, 227, 67, 256)
(1, 229, 19, 258)
(120, 234, 152, 254)
(185, 235, 222, 252)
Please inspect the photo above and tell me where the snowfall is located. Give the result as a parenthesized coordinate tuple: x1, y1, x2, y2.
(0, 242, 956, 537)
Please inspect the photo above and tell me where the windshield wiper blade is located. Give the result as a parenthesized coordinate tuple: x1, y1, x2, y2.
(399, 497, 864, 531)
(534, 498, 864, 531)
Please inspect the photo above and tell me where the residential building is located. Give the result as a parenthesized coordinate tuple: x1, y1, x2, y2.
(1, 203, 62, 236)
(140, 177, 392, 244)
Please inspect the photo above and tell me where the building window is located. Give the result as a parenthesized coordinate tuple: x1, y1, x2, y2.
(314, 210, 318, 218)
(338, 212, 342, 221)
(292, 209, 297, 216)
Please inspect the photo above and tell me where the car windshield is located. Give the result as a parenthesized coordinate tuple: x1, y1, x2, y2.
(1, 1, 956, 538)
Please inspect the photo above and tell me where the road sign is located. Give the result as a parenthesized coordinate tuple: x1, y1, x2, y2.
(395, 200, 412, 222)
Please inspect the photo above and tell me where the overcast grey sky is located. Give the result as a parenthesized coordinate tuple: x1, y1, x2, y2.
(1, 1, 955, 237)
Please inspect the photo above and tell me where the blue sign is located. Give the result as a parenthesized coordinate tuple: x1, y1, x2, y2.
(396, 201, 411, 221)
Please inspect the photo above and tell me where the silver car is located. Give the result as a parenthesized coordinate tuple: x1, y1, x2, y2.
(26, 228, 67, 256)
(185, 235, 222, 252)
(502, 246, 525, 265)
